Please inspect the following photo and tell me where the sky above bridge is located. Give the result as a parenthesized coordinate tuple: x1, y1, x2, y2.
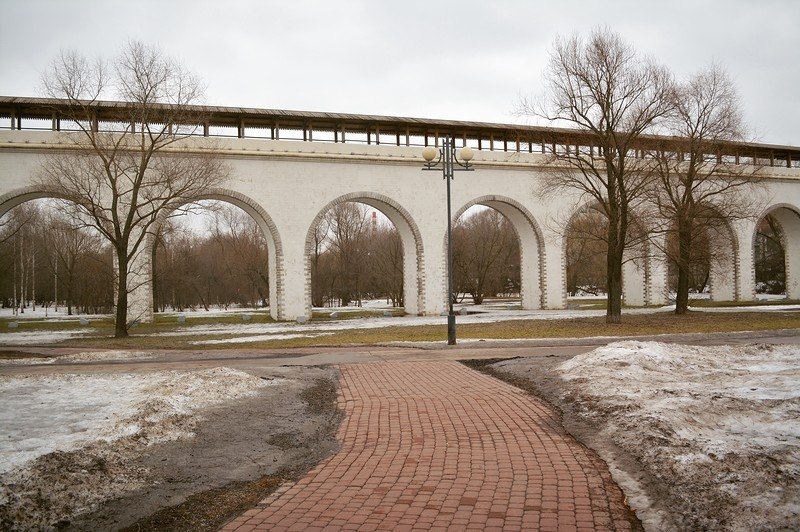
(1, 0, 798, 146)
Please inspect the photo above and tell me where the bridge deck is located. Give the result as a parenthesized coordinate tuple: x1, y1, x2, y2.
(1, 96, 798, 168)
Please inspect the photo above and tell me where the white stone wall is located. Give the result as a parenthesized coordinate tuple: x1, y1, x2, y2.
(2, 130, 800, 321)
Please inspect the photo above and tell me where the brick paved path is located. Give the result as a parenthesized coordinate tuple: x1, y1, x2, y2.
(222, 361, 639, 531)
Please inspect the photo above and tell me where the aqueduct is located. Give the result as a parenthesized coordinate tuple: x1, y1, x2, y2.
(1, 97, 799, 322)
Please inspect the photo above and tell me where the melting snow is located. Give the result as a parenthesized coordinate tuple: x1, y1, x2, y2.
(0, 367, 283, 474)
(559, 341, 800, 455)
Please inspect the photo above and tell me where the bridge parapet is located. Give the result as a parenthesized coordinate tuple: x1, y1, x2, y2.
(2, 96, 799, 170)
(2, 130, 799, 184)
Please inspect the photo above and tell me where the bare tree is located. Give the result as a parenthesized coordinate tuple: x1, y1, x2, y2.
(35, 41, 227, 336)
(565, 205, 608, 296)
(311, 215, 333, 307)
(209, 205, 270, 308)
(365, 223, 404, 307)
(326, 203, 370, 306)
(153, 227, 199, 312)
(311, 204, 406, 309)
(754, 214, 786, 294)
(523, 27, 672, 323)
(0, 202, 113, 313)
(647, 63, 759, 314)
(0, 203, 46, 314)
(44, 213, 100, 315)
(452, 209, 519, 305)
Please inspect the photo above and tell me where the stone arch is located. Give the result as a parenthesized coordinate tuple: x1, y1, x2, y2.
(451, 195, 546, 309)
(753, 203, 800, 299)
(562, 201, 606, 302)
(0, 186, 58, 218)
(1, 186, 288, 320)
(703, 210, 741, 301)
(303, 192, 425, 317)
(562, 201, 664, 306)
(157, 188, 286, 320)
(0, 185, 127, 316)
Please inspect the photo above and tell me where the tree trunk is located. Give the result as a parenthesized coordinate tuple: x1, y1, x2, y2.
(606, 201, 624, 324)
(151, 236, 160, 313)
(13, 234, 18, 315)
(19, 232, 25, 314)
(675, 267, 690, 314)
(675, 220, 694, 315)
(606, 252, 623, 324)
(114, 253, 129, 338)
(66, 282, 73, 316)
(31, 249, 36, 311)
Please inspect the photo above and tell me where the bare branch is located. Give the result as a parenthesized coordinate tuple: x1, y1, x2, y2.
(645, 62, 762, 313)
(524, 27, 672, 322)
(35, 42, 227, 336)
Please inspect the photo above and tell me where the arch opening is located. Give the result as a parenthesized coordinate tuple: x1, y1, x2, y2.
(154, 190, 284, 320)
(304, 193, 424, 318)
(564, 204, 608, 299)
(0, 187, 285, 321)
(754, 205, 800, 300)
(450, 196, 545, 311)
(701, 214, 739, 302)
(0, 197, 113, 317)
(563, 202, 655, 308)
(652, 203, 741, 306)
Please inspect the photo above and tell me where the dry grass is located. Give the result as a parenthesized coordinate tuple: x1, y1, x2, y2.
(35, 310, 799, 350)
(686, 298, 800, 308)
(264, 311, 799, 347)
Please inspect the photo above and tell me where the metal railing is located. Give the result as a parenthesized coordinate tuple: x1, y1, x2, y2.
(2, 96, 799, 168)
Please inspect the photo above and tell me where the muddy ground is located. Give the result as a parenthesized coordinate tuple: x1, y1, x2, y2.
(1, 365, 342, 532)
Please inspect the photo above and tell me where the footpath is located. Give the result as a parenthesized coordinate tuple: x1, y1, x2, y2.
(221, 360, 640, 531)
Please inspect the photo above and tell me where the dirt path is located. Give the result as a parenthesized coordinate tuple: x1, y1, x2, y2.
(222, 361, 641, 531)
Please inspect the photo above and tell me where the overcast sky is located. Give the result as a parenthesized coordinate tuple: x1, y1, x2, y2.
(1, 0, 798, 146)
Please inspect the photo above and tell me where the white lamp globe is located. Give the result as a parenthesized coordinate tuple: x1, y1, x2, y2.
(422, 146, 438, 162)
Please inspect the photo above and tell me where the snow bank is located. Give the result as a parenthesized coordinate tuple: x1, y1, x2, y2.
(0, 329, 96, 346)
(558, 341, 800, 530)
(193, 332, 334, 345)
(58, 350, 156, 363)
(0, 350, 158, 365)
(0, 368, 283, 474)
(559, 341, 799, 455)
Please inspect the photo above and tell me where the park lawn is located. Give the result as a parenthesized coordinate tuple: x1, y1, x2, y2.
(29, 310, 800, 350)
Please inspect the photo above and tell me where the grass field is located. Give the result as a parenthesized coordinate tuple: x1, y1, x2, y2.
(1, 307, 797, 350)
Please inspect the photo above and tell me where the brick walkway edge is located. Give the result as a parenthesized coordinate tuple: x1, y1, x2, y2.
(221, 361, 639, 531)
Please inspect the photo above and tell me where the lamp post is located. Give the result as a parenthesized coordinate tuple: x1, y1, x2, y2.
(422, 135, 474, 345)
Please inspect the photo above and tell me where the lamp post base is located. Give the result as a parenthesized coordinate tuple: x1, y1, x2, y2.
(447, 313, 456, 345)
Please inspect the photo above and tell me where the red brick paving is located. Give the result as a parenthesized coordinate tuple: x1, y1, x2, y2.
(221, 361, 639, 531)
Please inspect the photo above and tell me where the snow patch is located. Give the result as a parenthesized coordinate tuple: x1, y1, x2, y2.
(0, 367, 284, 474)
(59, 350, 156, 363)
(0, 356, 55, 366)
(557, 341, 800, 530)
(0, 350, 157, 366)
(0, 329, 96, 346)
(192, 332, 334, 345)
